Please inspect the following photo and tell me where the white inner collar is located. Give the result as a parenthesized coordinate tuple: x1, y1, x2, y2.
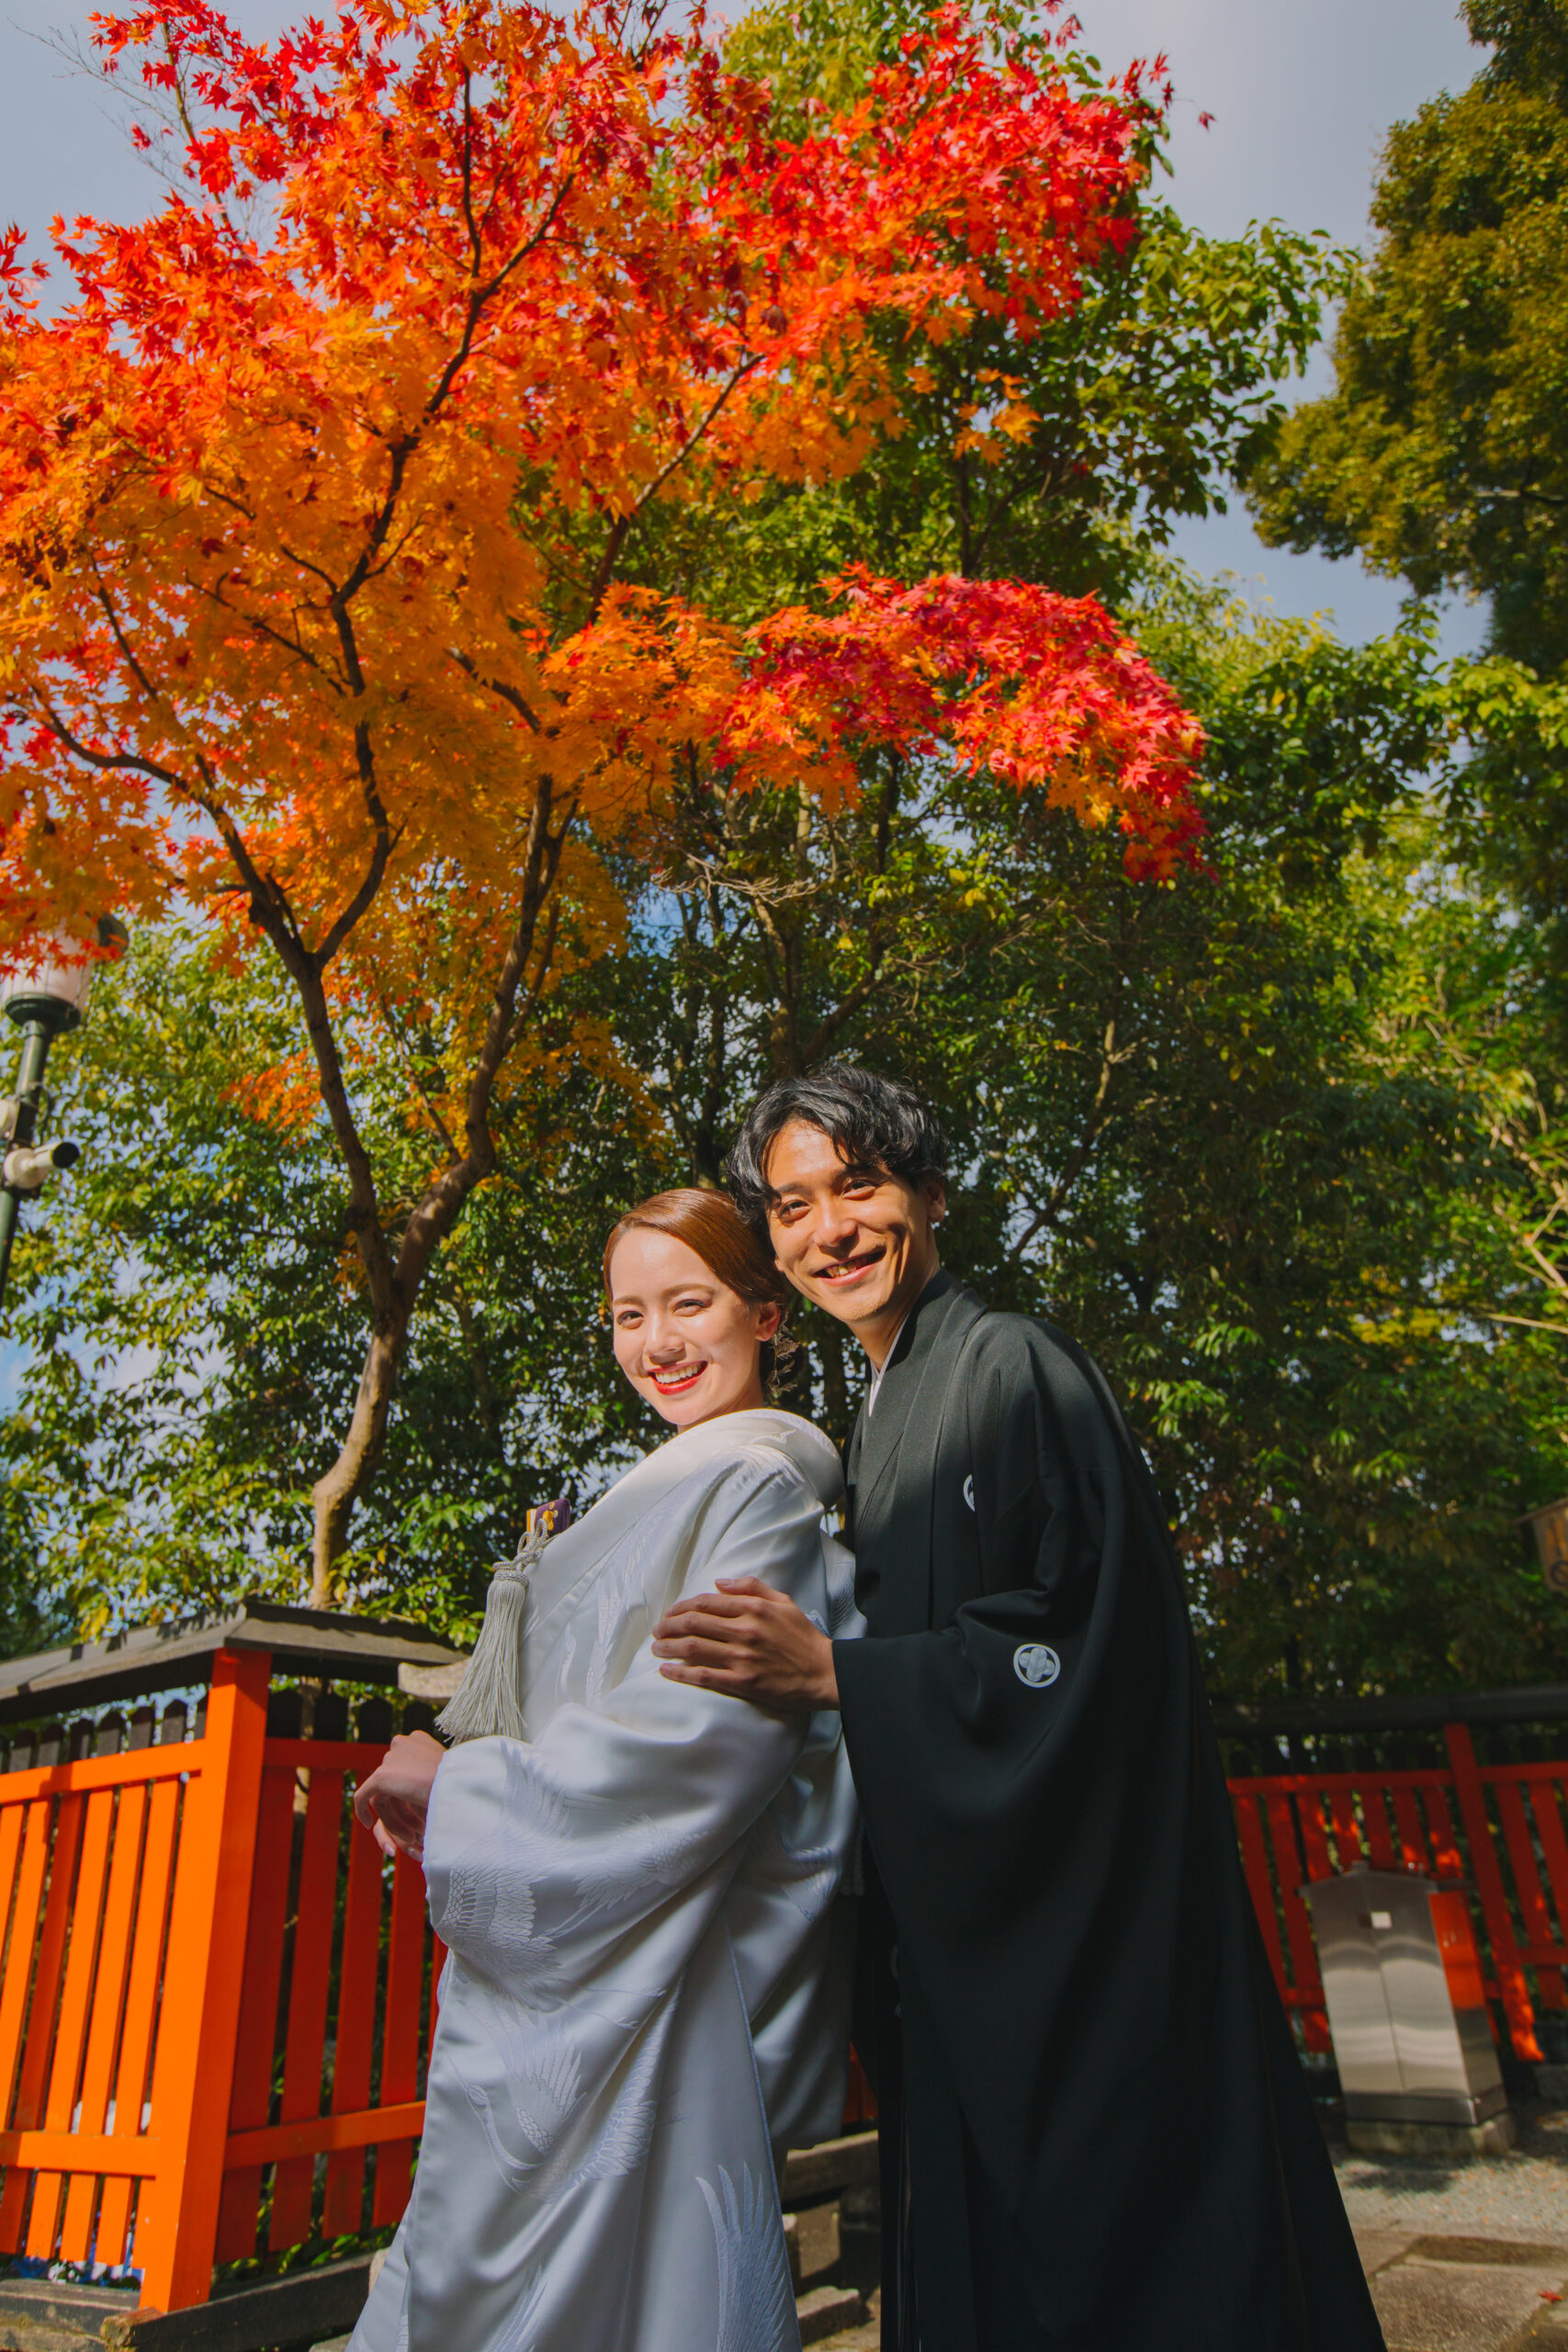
(863, 1311, 912, 1418)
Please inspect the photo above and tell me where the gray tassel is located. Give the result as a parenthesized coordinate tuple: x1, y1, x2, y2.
(436, 1499, 568, 1745)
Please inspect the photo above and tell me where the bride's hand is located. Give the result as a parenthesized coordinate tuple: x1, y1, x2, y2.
(354, 1728, 446, 1860)
(651, 1577, 839, 1710)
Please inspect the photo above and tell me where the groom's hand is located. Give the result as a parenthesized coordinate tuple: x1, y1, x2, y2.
(651, 1578, 839, 1710)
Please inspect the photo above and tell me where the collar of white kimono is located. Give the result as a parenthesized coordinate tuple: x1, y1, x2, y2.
(665, 1406, 843, 1506)
(520, 1408, 843, 1655)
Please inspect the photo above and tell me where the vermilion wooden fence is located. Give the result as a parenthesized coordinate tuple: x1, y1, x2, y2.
(0, 1647, 444, 2317)
(1230, 1722, 1567, 2063)
(6, 1635, 1568, 2327)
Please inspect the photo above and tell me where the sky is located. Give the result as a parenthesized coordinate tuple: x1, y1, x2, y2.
(0, 0, 1487, 644)
(1077, 0, 1483, 645)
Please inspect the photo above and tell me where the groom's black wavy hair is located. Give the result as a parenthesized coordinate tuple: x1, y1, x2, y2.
(725, 1064, 949, 1241)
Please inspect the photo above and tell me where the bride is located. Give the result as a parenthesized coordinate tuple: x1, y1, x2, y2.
(349, 1188, 861, 2352)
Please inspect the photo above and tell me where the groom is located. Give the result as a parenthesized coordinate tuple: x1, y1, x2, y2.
(652, 1066, 1382, 2352)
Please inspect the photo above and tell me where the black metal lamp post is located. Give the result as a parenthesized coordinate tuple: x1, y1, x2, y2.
(0, 920, 126, 1311)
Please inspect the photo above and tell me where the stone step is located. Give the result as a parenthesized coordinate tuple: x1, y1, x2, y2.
(795, 2283, 866, 2345)
(313, 2282, 870, 2352)
(784, 2199, 841, 2285)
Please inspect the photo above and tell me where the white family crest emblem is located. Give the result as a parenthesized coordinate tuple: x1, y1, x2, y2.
(1013, 1643, 1060, 1689)
(963, 1475, 976, 1512)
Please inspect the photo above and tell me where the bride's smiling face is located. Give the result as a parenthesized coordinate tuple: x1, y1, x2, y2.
(608, 1228, 782, 1430)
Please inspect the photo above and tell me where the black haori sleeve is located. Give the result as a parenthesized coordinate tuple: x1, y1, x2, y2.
(832, 1313, 1383, 2352)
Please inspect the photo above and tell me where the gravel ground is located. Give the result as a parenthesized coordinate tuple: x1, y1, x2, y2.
(1331, 2104, 1568, 2244)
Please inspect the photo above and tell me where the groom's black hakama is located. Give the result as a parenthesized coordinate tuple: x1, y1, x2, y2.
(833, 1272, 1382, 2352)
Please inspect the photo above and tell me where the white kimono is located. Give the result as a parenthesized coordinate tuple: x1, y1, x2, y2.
(351, 1409, 862, 2352)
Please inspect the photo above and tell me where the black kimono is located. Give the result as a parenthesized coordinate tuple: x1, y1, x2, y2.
(833, 1272, 1382, 2352)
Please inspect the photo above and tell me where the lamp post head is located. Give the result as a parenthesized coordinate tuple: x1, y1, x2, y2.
(0, 916, 128, 1036)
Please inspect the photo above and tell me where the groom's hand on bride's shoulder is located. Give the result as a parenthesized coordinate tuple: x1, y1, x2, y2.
(651, 1579, 839, 1712)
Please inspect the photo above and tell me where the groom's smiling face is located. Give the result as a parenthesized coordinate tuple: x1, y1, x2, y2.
(763, 1119, 944, 1358)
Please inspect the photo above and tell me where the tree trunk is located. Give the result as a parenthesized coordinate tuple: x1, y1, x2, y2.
(287, 785, 570, 1609)
(309, 1316, 408, 1609)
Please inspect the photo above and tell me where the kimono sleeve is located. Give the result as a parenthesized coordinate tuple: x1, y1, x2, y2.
(422, 1458, 830, 1996)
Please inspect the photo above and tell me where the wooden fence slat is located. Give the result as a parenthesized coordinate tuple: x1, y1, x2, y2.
(0, 1803, 51, 2143)
(1531, 1778, 1568, 1962)
(321, 1815, 384, 2239)
(1447, 1724, 1541, 2061)
(0, 1799, 49, 2255)
(1288, 1791, 1335, 2050)
(1264, 1795, 1318, 1989)
(227, 2102, 425, 2166)
(28, 1788, 114, 2257)
(264, 1740, 397, 1774)
(1264, 1793, 1329, 2051)
(1431, 1887, 1491, 2018)
(0, 1748, 197, 1804)
(1225, 1767, 1444, 1797)
(1424, 1784, 1465, 1880)
(1294, 1790, 1334, 1885)
(214, 1762, 298, 2265)
(0, 2129, 159, 2174)
(1391, 1788, 1430, 1873)
(0, 1794, 85, 2250)
(60, 1782, 147, 2264)
(269, 1769, 344, 2251)
(0, 1805, 26, 1981)
(1327, 1792, 1363, 1871)
(1495, 1779, 1568, 2005)
(136, 1651, 268, 2314)
(372, 1851, 427, 2228)
(1361, 1789, 1398, 1871)
(96, 1776, 180, 2268)
(1233, 1795, 1288, 1999)
(0, 1801, 27, 2238)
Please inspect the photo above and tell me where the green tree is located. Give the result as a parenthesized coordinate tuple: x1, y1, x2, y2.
(1, 931, 662, 1640)
(1243, 0, 1568, 1390)
(1246, 0, 1568, 675)
(610, 561, 1568, 1699)
(959, 585, 1565, 1702)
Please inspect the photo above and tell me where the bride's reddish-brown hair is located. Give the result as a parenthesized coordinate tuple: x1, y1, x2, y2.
(602, 1187, 786, 1309)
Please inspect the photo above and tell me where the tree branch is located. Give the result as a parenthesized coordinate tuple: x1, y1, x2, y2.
(587, 356, 764, 609)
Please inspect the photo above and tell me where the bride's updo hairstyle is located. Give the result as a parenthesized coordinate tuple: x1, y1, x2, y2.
(603, 1188, 797, 1396)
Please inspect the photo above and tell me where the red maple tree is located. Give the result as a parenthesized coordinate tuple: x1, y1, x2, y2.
(0, 0, 1201, 1601)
